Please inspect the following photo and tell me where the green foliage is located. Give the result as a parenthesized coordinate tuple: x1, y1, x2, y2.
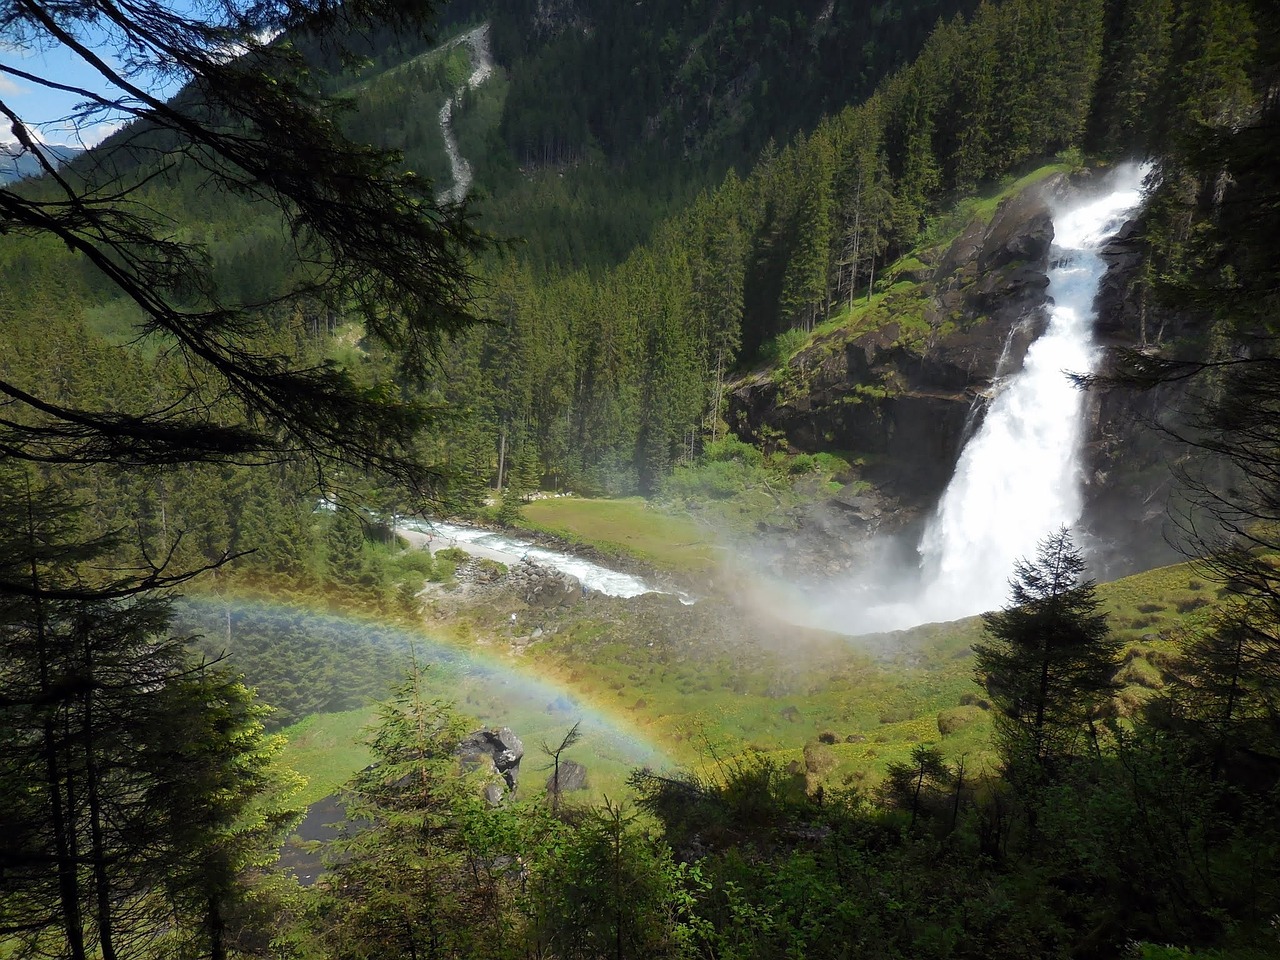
(530, 801, 703, 960)
(316, 668, 526, 960)
(496, 490, 525, 525)
(437, 0, 1144, 494)
(0, 472, 301, 960)
(758, 327, 809, 367)
(435, 546, 471, 565)
(974, 528, 1122, 783)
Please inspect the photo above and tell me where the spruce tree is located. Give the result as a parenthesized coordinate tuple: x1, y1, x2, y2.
(0, 472, 300, 959)
(319, 668, 512, 960)
(974, 528, 1122, 786)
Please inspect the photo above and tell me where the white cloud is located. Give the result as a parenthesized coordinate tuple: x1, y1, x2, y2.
(0, 74, 27, 96)
(0, 117, 100, 151)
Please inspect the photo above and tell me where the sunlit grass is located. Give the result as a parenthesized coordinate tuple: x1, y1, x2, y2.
(279, 709, 377, 807)
(520, 496, 723, 576)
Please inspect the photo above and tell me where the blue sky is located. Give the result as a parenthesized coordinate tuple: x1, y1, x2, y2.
(2, 43, 138, 147)
(1, 2, 231, 148)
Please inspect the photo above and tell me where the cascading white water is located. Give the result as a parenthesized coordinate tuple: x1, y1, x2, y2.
(437, 23, 495, 204)
(901, 164, 1149, 625)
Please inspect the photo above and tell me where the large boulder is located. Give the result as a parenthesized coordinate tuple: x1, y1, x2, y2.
(459, 727, 525, 795)
(545, 759, 589, 795)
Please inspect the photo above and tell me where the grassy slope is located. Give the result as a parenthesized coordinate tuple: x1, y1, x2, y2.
(280, 709, 377, 807)
(520, 496, 724, 577)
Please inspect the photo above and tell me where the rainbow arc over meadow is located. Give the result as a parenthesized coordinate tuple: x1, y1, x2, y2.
(178, 593, 673, 771)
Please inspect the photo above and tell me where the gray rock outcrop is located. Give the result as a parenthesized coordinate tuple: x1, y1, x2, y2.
(731, 175, 1065, 515)
(459, 727, 525, 803)
(545, 759, 589, 795)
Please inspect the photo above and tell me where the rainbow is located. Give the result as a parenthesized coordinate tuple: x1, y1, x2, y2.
(175, 593, 673, 772)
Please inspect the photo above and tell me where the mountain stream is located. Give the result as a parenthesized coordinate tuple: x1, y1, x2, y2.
(397, 518, 691, 601)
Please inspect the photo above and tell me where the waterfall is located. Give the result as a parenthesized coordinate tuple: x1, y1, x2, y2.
(902, 164, 1150, 625)
(437, 24, 495, 204)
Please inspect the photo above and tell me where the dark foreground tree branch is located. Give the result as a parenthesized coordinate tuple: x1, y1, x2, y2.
(0, 0, 492, 492)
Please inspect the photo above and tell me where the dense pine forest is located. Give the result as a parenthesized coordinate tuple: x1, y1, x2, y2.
(3, 0, 1280, 958)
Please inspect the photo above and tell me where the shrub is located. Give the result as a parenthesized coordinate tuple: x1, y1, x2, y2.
(787, 453, 817, 475)
(803, 741, 838, 779)
(937, 705, 984, 736)
(703, 436, 764, 466)
(760, 327, 808, 366)
(1115, 657, 1165, 690)
(392, 549, 436, 577)
(878, 705, 914, 725)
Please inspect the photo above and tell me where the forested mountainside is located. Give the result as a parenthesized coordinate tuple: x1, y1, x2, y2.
(487, 0, 981, 170)
(434, 0, 1266, 513)
(474, 0, 987, 269)
(5, 0, 1280, 957)
(0, 0, 1269, 565)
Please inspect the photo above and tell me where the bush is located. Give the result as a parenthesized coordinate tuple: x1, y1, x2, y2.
(787, 453, 817, 475)
(798, 742, 839, 783)
(1115, 657, 1164, 690)
(878, 705, 915, 725)
(703, 436, 764, 466)
(937, 706, 984, 736)
(760, 327, 808, 366)
(496, 491, 524, 525)
(391, 548, 436, 578)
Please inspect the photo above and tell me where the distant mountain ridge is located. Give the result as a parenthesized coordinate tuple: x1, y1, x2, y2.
(0, 140, 84, 183)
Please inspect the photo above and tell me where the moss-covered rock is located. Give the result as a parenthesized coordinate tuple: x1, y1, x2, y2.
(1115, 656, 1165, 690)
(937, 705, 984, 737)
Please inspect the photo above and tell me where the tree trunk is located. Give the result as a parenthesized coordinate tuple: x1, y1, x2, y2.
(496, 424, 508, 492)
(28, 508, 88, 960)
(78, 614, 119, 960)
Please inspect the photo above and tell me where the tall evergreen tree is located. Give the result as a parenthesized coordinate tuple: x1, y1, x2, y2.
(974, 528, 1122, 786)
(319, 668, 521, 960)
(0, 0, 490, 490)
(0, 472, 299, 959)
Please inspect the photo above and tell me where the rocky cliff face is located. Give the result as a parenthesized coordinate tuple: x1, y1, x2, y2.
(1082, 207, 1202, 575)
(731, 169, 1191, 578)
(732, 175, 1066, 517)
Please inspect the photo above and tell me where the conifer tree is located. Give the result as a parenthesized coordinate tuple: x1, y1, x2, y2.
(320, 668, 515, 960)
(0, 0, 490, 490)
(0, 472, 299, 959)
(974, 528, 1122, 786)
